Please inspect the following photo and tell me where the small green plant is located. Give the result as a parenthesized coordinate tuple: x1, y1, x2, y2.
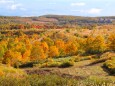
(66, 29, 70, 33)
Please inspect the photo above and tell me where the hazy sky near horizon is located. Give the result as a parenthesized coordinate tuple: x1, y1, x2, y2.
(0, 0, 115, 16)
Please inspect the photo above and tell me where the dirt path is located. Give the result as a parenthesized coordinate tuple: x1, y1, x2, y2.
(45, 60, 109, 78)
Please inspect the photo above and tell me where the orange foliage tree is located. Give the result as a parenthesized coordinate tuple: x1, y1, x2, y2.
(55, 39, 65, 56)
(30, 44, 46, 61)
(2, 50, 22, 66)
(48, 46, 59, 58)
(64, 41, 78, 56)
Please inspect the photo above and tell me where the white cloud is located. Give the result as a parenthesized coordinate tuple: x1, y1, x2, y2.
(9, 4, 22, 10)
(0, 0, 27, 11)
(8, 3, 27, 11)
(0, 0, 14, 4)
(71, 8, 102, 15)
(88, 8, 102, 14)
(71, 2, 86, 6)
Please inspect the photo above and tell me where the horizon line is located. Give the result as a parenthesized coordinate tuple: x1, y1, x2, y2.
(0, 14, 115, 17)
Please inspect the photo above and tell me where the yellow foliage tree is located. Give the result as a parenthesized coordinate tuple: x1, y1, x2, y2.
(64, 41, 78, 56)
(55, 39, 65, 56)
(2, 50, 22, 66)
(30, 45, 46, 61)
(108, 34, 115, 51)
(22, 50, 31, 62)
(85, 35, 106, 54)
(49, 46, 59, 58)
(41, 42, 49, 53)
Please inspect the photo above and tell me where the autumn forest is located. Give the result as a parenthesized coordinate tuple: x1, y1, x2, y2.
(0, 15, 115, 86)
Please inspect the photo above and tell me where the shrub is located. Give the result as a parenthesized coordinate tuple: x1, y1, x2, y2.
(39, 63, 48, 68)
(72, 56, 92, 62)
(36, 62, 61, 68)
(48, 62, 61, 67)
(103, 58, 115, 74)
(19, 62, 34, 68)
(19, 61, 39, 68)
(59, 61, 74, 68)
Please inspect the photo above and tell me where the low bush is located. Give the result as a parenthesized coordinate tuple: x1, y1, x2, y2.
(72, 56, 92, 62)
(35, 62, 61, 68)
(48, 62, 61, 67)
(103, 58, 115, 74)
(19, 61, 39, 68)
(59, 61, 74, 68)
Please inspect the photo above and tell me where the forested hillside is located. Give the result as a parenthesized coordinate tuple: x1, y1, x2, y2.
(0, 15, 115, 30)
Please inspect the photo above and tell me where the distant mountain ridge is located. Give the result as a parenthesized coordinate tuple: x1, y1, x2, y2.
(0, 15, 115, 26)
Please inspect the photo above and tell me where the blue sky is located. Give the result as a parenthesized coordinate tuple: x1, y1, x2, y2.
(0, 0, 115, 17)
